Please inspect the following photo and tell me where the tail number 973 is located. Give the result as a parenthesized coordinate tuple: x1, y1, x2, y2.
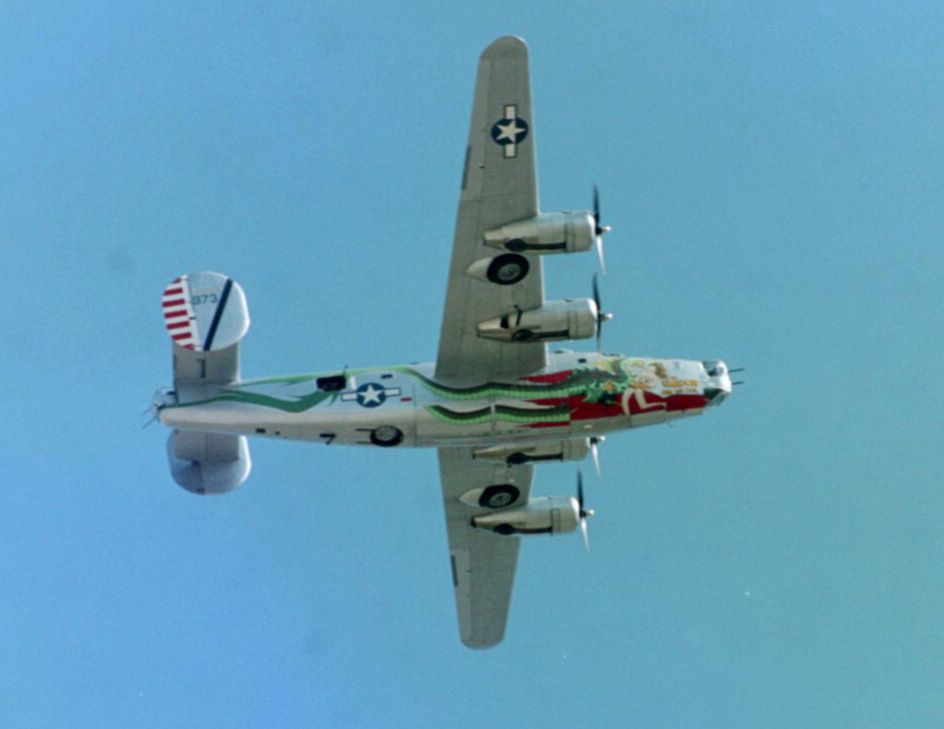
(191, 293, 219, 306)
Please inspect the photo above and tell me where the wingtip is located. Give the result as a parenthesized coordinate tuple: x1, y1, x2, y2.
(481, 35, 528, 59)
(462, 635, 504, 650)
(461, 623, 507, 650)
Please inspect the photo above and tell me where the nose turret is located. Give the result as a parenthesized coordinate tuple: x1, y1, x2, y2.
(702, 360, 732, 406)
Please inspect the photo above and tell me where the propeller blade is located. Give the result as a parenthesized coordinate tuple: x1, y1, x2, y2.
(595, 236, 607, 276)
(590, 437, 602, 477)
(593, 274, 602, 351)
(592, 184, 603, 233)
(591, 274, 612, 351)
(591, 184, 611, 275)
(576, 469, 594, 552)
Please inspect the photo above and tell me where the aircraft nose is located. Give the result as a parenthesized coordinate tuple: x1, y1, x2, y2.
(704, 386, 726, 403)
(702, 359, 733, 406)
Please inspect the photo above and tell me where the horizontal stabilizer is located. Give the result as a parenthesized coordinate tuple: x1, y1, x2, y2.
(167, 430, 251, 495)
(162, 272, 250, 385)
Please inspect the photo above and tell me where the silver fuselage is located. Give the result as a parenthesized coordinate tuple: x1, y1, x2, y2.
(160, 351, 732, 449)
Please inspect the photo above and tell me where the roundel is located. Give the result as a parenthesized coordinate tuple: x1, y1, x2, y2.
(490, 117, 529, 147)
(355, 382, 387, 408)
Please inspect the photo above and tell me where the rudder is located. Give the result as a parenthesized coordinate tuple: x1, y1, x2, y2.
(167, 430, 252, 495)
(160, 272, 253, 494)
(161, 272, 250, 385)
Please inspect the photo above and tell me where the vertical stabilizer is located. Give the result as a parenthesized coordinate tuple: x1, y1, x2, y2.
(167, 430, 252, 494)
(161, 272, 250, 385)
(160, 272, 253, 493)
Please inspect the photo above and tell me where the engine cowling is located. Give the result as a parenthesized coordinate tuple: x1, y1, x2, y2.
(477, 298, 597, 343)
(474, 438, 591, 465)
(483, 211, 595, 255)
(472, 496, 580, 536)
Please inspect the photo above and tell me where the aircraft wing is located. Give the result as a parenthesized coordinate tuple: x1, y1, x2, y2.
(435, 35, 546, 381)
(438, 447, 533, 649)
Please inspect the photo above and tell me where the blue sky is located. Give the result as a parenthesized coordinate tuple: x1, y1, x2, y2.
(2, 2, 943, 727)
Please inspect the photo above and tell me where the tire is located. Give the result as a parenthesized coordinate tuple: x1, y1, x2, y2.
(486, 254, 529, 286)
(370, 425, 403, 447)
(494, 524, 516, 536)
(512, 329, 534, 342)
(478, 484, 520, 509)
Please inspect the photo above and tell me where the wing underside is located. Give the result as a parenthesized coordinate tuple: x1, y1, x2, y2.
(435, 36, 547, 649)
(435, 35, 546, 381)
(438, 447, 533, 649)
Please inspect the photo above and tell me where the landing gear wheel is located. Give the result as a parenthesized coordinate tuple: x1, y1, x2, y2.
(478, 484, 520, 509)
(370, 425, 403, 447)
(486, 254, 529, 286)
(512, 329, 534, 342)
(506, 452, 529, 465)
(494, 523, 516, 536)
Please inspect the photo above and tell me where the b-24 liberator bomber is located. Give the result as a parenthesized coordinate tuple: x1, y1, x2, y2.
(152, 36, 733, 649)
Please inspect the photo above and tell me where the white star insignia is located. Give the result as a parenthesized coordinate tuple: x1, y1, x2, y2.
(359, 384, 383, 404)
(495, 119, 523, 142)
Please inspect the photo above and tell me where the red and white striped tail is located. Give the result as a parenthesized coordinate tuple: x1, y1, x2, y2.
(162, 276, 199, 350)
(161, 272, 250, 353)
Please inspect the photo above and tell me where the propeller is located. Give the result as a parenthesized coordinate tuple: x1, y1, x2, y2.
(576, 470, 595, 552)
(589, 436, 605, 477)
(592, 184, 612, 275)
(591, 273, 613, 352)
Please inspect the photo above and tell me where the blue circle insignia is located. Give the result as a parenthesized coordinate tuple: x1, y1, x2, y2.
(355, 382, 387, 408)
(490, 117, 529, 146)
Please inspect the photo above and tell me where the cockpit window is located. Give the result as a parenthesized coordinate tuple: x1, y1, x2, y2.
(703, 360, 726, 377)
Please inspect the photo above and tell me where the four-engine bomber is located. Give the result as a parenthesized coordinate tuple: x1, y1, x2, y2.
(152, 35, 734, 649)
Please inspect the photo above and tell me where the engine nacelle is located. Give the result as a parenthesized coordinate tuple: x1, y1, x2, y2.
(474, 438, 591, 465)
(167, 430, 251, 495)
(477, 298, 597, 343)
(472, 496, 580, 536)
(483, 211, 595, 255)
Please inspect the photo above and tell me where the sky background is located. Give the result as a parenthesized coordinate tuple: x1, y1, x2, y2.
(2, 2, 943, 727)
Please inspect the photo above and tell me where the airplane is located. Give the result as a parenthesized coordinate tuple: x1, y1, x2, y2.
(151, 35, 733, 649)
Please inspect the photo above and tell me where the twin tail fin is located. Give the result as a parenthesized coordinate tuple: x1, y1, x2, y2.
(160, 272, 252, 494)
(162, 272, 250, 384)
